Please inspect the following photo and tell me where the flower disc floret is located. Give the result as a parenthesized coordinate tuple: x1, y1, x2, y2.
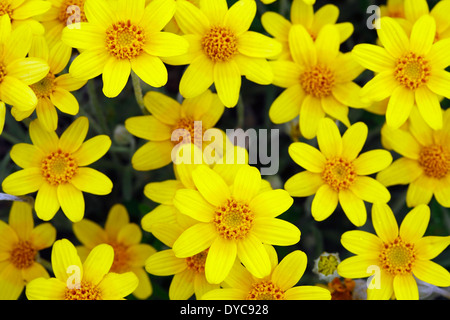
(213, 198, 255, 240)
(201, 26, 238, 63)
(394, 52, 431, 90)
(106, 20, 146, 60)
(322, 157, 357, 191)
(9, 240, 37, 269)
(64, 280, 102, 300)
(379, 237, 416, 276)
(246, 281, 285, 300)
(30, 72, 56, 99)
(41, 149, 78, 186)
(300, 65, 335, 98)
(418, 144, 450, 179)
(185, 250, 208, 274)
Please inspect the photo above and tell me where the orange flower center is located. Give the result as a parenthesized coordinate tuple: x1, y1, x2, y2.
(106, 20, 146, 60)
(419, 144, 450, 179)
(214, 198, 254, 240)
(64, 281, 102, 300)
(246, 281, 285, 300)
(300, 64, 335, 98)
(108, 241, 130, 273)
(202, 26, 238, 62)
(0, 1, 13, 17)
(9, 240, 37, 269)
(0, 63, 6, 84)
(30, 72, 56, 99)
(58, 0, 87, 24)
(328, 277, 356, 300)
(41, 149, 78, 185)
(379, 237, 416, 276)
(185, 249, 208, 274)
(322, 157, 356, 191)
(394, 52, 431, 90)
(172, 117, 206, 149)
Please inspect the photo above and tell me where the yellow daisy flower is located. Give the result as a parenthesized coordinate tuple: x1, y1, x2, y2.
(338, 203, 450, 300)
(145, 223, 219, 300)
(377, 108, 450, 208)
(201, 247, 331, 300)
(171, 164, 300, 284)
(284, 118, 392, 227)
(167, 0, 282, 108)
(268, 24, 367, 139)
(25, 239, 139, 300)
(10, 38, 86, 132)
(0, 21, 50, 114)
(0, 201, 56, 300)
(353, 15, 450, 130)
(73, 204, 156, 300)
(2, 116, 113, 222)
(262, 0, 354, 60)
(61, 0, 189, 98)
(125, 89, 225, 171)
(0, 0, 50, 32)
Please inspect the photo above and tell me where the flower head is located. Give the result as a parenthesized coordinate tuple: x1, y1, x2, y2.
(0, 0, 50, 32)
(201, 247, 331, 300)
(171, 164, 300, 284)
(338, 203, 450, 300)
(73, 204, 156, 299)
(284, 118, 392, 226)
(0, 201, 56, 300)
(353, 15, 450, 130)
(62, 0, 189, 97)
(312, 252, 341, 282)
(25, 239, 139, 300)
(2, 117, 113, 222)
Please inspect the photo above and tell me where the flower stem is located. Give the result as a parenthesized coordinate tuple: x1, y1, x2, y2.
(131, 71, 145, 113)
(87, 79, 110, 134)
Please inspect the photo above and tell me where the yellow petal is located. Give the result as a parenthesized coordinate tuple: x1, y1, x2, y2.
(341, 230, 383, 256)
(289, 24, 316, 67)
(173, 189, 215, 222)
(410, 15, 436, 56)
(224, 0, 256, 36)
(413, 260, 450, 288)
(144, 32, 189, 57)
(339, 188, 367, 227)
(350, 176, 391, 203)
(0, 76, 37, 110)
(71, 167, 113, 195)
(72, 135, 111, 166)
(341, 122, 368, 161)
(8, 201, 33, 240)
(102, 57, 131, 98)
(145, 249, 186, 276)
(386, 85, 415, 129)
(237, 31, 282, 59)
(57, 183, 85, 222)
(131, 53, 167, 88)
(84, 0, 115, 27)
(83, 243, 114, 285)
(131, 140, 174, 171)
(174, 0, 209, 35)
(415, 86, 443, 130)
(252, 218, 300, 246)
(59, 116, 88, 153)
(236, 233, 271, 279)
(10, 143, 44, 169)
(393, 274, 418, 300)
(352, 44, 395, 73)
(271, 250, 307, 291)
(213, 60, 241, 108)
(299, 95, 325, 139)
(36, 98, 58, 132)
(143, 90, 181, 125)
(399, 204, 430, 243)
(51, 238, 83, 283)
(72, 219, 107, 249)
(1, 168, 43, 196)
(35, 182, 60, 221)
(288, 142, 326, 173)
(311, 184, 338, 222)
(317, 117, 342, 159)
(269, 84, 305, 124)
(371, 202, 399, 243)
(98, 271, 138, 300)
(179, 54, 214, 99)
(6, 57, 50, 85)
(353, 149, 393, 175)
(205, 236, 237, 284)
(406, 175, 434, 207)
(234, 55, 273, 85)
(261, 11, 290, 41)
(172, 223, 217, 258)
(61, 23, 105, 50)
(25, 277, 66, 300)
(232, 165, 261, 202)
(192, 165, 230, 206)
(69, 48, 109, 80)
(284, 171, 323, 197)
(377, 17, 409, 58)
(249, 189, 293, 218)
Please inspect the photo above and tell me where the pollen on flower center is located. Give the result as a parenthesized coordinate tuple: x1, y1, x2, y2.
(64, 280, 102, 300)
(172, 118, 206, 149)
(322, 157, 357, 191)
(0, 63, 6, 84)
(246, 281, 285, 300)
(214, 198, 254, 240)
(106, 20, 146, 60)
(41, 149, 78, 185)
(300, 65, 335, 98)
(58, 0, 87, 24)
(9, 240, 37, 269)
(202, 26, 238, 63)
(394, 52, 431, 90)
(379, 237, 416, 276)
(30, 72, 56, 99)
(108, 241, 130, 273)
(317, 255, 340, 276)
(185, 249, 208, 274)
(0, 1, 13, 17)
(418, 144, 450, 179)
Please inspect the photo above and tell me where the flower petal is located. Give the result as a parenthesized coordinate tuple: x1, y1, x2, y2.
(59, 116, 88, 153)
(341, 230, 383, 256)
(69, 48, 109, 80)
(317, 117, 342, 159)
(284, 171, 323, 197)
(179, 54, 214, 99)
(131, 140, 174, 171)
(338, 188, 367, 227)
(353, 150, 393, 175)
(272, 250, 307, 291)
(205, 236, 237, 284)
(70, 167, 113, 196)
(232, 165, 261, 202)
(399, 204, 430, 244)
(350, 176, 391, 203)
(393, 274, 418, 300)
(249, 189, 293, 218)
(192, 165, 230, 206)
(172, 223, 217, 258)
(131, 53, 168, 88)
(83, 243, 114, 286)
(35, 182, 60, 221)
(0, 76, 38, 110)
(371, 202, 398, 243)
(252, 218, 300, 246)
(386, 85, 415, 129)
(174, 0, 209, 35)
(269, 84, 305, 124)
(288, 142, 326, 173)
(311, 184, 338, 222)
(173, 189, 215, 222)
(72, 135, 111, 167)
(352, 44, 395, 73)
(57, 183, 85, 222)
(51, 238, 83, 283)
(214, 60, 241, 108)
(299, 95, 325, 140)
(409, 15, 436, 56)
(102, 57, 131, 98)
(236, 233, 271, 279)
(415, 86, 443, 130)
(50, 88, 79, 115)
(145, 249, 186, 276)
(224, 0, 256, 36)
(341, 122, 368, 161)
(377, 17, 409, 57)
(1, 168, 43, 196)
(10, 143, 44, 169)
(413, 260, 450, 288)
(289, 24, 316, 67)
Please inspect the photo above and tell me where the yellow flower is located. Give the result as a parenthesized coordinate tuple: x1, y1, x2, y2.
(2, 117, 113, 222)
(125, 89, 225, 171)
(73, 204, 156, 300)
(284, 118, 392, 227)
(262, 0, 353, 60)
(338, 203, 450, 300)
(61, 0, 189, 98)
(145, 223, 219, 300)
(353, 15, 450, 130)
(380, 0, 406, 20)
(201, 247, 331, 300)
(0, 21, 50, 113)
(0, 201, 56, 300)
(25, 239, 139, 300)
(171, 164, 300, 284)
(0, 0, 50, 32)
(10, 38, 86, 131)
(166, 0, 282, 108)
(377, 108, 450, 208)
(268, 24, 367, 139)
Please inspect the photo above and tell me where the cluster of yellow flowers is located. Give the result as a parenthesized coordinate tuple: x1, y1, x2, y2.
(0, 0, 449, 301)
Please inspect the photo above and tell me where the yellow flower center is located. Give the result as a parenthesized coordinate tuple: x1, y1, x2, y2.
(202, 26, 238, 63)
(58, 0, 87, 24)
(185, 249, 208, 274)
(300, 64, 335, 98)
(0, 63, 6, 84)
(214, 198, 254, 240)
(0, 0, 13, 18)
(108, 241, 130, 273)
(106, 20, 146, 60)
(394, 52, 431, 90)
(41, 149, 78, 186)
(9, 240, 37, 269)
(419, 144, 450, 179)
(379, 237, 416, 276)
(322, 157, 357, 192)
(246, 281, 285, 300)
(317, 254, 339, 276)
(30, 72, 56, 99)
(64, 281, 102, 300)
(172, 117, 206, 149)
